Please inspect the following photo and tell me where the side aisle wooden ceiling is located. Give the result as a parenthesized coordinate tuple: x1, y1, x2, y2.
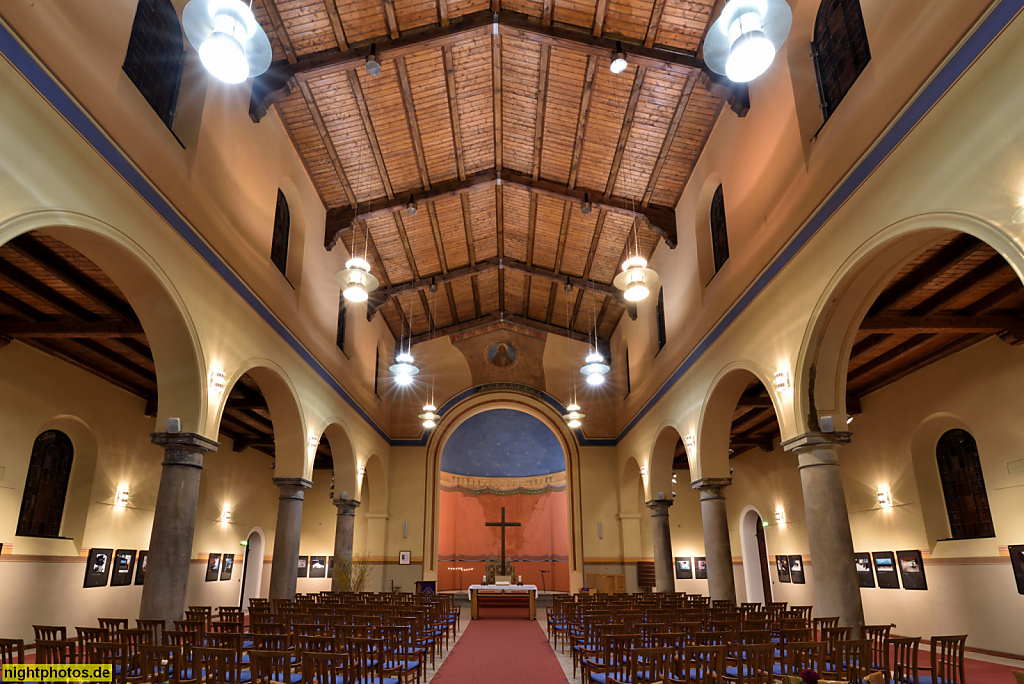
(249, 0, 743, 343)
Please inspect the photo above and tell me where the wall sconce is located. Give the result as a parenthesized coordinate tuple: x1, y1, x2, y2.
(671, 472, 678, 485)
(114, 486, 131, 507)
(208, 369, 227, 393)
(359, 465, 367, 476)
(308, 435, 320, 449)
(640, 465, 648, 477)
(773, 369, 791, 392)
(221, 506, 232, 523)
(775, 507, 786, 525)
(685, 434, 696, 450)
(877, 487, 893, 508)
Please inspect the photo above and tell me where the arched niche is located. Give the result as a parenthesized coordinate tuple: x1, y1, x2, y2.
(31, 415, 98, 551)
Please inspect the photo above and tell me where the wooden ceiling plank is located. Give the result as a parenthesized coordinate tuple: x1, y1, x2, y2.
(581, 209, 607, 281)
(526, 194, 538, 266)
(297, 80, 359, 206)
(868, 234, 986, 315)
(437, 0, 450, 26)
(859, 314, 1024, 334)
(445, 282, 460, 324)
(380, 0, 401, 39)
(347, 70, 395, 199)
(567, 56, 600, 190)
(642, 74, 695, 206)
(262, 0, 298, 63)
(493, 32, 504, 170)
(391, 210, 421, 280)
(442, 46, 467, 180)
(595, 294, 611, 332)
(427, 203, 450, 273)
(499, 269, 506, 313)
(363, 224, 393, 289)
(394, 56, 433, 190)
(111, 336, 153, 361)
(541, 0, 553, 26)
(553, 202, 572, 274)
(392, 297, 410, 333)
(461, 194, 477, 265)
(906, 255, 1010, 317)
(0, 258, 97, 321)
(323, 0, 349, 49)
(0, 319, 146, 338)
(847, 334, 936, 382)
(852, 334, 986, 397)
(961, 279, 1024, 316)
(0, 288, 47, 321)
(604, 66, 648, 196)
(69, 338, 157, 384)
(544, 281, 559, 324)
(408, 310, 610, 344)
(532, 45, 551, 180)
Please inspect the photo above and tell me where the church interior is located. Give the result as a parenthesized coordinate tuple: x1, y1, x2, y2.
(1, 0, 1023, 680)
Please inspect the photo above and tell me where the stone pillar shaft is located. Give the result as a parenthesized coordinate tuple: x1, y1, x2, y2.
(332, 498, 360, 592)
(269, 477, 312, 601)
(693, 478, 736, 603)
(139, 431, 219, 628)
(646, 499, 674, 593)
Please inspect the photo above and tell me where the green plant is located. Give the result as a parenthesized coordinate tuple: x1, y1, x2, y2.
(334, 553, 375, 593)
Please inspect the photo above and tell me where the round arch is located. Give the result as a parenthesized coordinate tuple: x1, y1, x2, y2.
(420, 389, 585, 592)
(738, 504, 769, 605)
(316, 419, 358, 497)
(795, 212, 1024, 433)
(211, 360, 307, 478)
(620, 454, 645, 517)
(649, 422, 685, 501)
(908, 412, 975, 548)
(0, 210, 206, 433)
(361, 452, 387, 514)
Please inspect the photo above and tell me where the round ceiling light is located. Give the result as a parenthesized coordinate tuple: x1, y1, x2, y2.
(610, 42, 628, 74)
(613, 255, 658, 303)
(580, 350, 610, 386)
(418, 404, 439, 429)
(183, 0, 272, 84)
(335, 257, 380, 303)
(703, 0, 792, 83)
(562, 404, 585, 429)
(389, 351, 419, 386)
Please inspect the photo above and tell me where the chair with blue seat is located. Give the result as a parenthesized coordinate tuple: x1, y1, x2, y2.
(863, 625, 892, 678)
(87, 641, 126, 684)
(820, 626, 852, 675)
(812, 617, 839, 640)
(162, 630, 198, 681)
(76, 627, 110, 659)
(721, 642, 773, 684)
(773, 629, 813, 660)
(773, 641, 824, 680)
(249, 649, 301, 684)
(917, 635, 966, 684)
(379, 625, 422, 684)
(889, 636, 921, 684)
(609, 646, 674, 684)
(193, 646, 244, 683)
(668, 644, 726, 684)
(136, 643, 182, 683)
(303, 650, 349, 684)
(347, 637, 400, 684)
(833, 639, 873, 684)
(586, 633, 641, 684)
(735, 630, 771, 645)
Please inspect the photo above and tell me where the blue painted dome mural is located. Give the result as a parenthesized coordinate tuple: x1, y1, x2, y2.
(441, 409, 565, 477)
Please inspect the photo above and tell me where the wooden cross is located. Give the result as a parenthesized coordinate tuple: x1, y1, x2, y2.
(485, 507, 521, 576)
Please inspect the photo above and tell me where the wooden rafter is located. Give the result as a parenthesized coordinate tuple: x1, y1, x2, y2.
(567, 56, 599, 190)
(437, 0, 450, 26)
(395, 57, 432, 189)
(544, 281, 559, 324)
(441, 46, 467, 180)
(642, 75, 695, 206)
(859, 315, 1024, 334)
(323, 0, 349, 49)
(532, 46, 550, 180)
(592, 0, 609, 36)
(347, 70, 395, 198)
(445, 282, 459, 323)
(0, 319, 146, 338)
(409, 311, 609, 344)
(262, 0, 298, 63)
(493, 31, 503, 170)
(392, 210, 421, 280)
(461, 194, 477, 265)
(604, 66, 648, 195)
(427, 203, 450, 272)
(552, 203, 572, 274)
(526, 194, 538, 265)
(380, 0, 400, 38)
(297, 80, 359, 206)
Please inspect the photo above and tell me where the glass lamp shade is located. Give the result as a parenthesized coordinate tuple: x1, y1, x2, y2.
(562, 404, 585, 429)
(703, 0, 792, 83)
(580, 350, 610, 386)
(335, 257, 380, 303)
(610, 53, 628, 74)
(183, 0, 272, 83)
(419, 404, 439, 429)
(613, 255, 658, 302)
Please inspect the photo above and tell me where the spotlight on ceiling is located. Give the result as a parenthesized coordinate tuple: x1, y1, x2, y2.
(580, 193, 593, 215)
(406, 195, 417, 216)
(610, 42, 628, 74)
(182, 0, 272, 84)
(366, 44, 382, 76)
(703, 0, 792, 83)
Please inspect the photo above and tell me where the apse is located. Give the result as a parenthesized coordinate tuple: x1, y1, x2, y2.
(437, 409, 569, 592)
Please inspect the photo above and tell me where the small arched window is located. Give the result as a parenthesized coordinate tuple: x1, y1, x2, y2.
(337, 293, 348, 353)
(17, 430, 75, 538)
(812, 0, 871, 120)
(935, 429, 995, 539)
(655, 288, 667, 352)
(271, 190, 290, 277)
(710, 185, 729, 274)
(623, 346, 631, 396)
(123, 0, 185, 129)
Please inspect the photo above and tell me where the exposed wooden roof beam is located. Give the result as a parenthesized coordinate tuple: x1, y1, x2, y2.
(445, 282, 460, 324)
(526, 194, 538, 265)
(552, 203, 572, 274)
(544, 281, 558, 324)
(392, 210, 421, 280)
(347, 70, 395, 198)
(441, 46, 466, 180)
(461, 194, 477, 265)
(0, 318, 146, 338)
(380, 0, 400, 38)
(26, 339, 150, 399)
(395, 57, 433, 189)
(437, 0, 450, 26)
(847, 334, 936, 382)
(232, 436, 276, 453)
(642, 75, 695, 206)
(224, 397, 271, 410)
(604, 66, 647, 195)
(418, 289, 436, 330)
(644, 0, 667, 47)
(262, 0, 298, 63)
(69, 338, 156, 385)
(427, 203, 450, 273)
(868, 234, 986, 315)
(859, 314, 1024, 334)
(325, 167, 677, 248)
(736, 395, 774, 407)
(961, 279, 1023, 316)
(409, 310, 609, 344)
(522, 275, 532, 317)
(592, 0, 609, 36)
(0, 289, 46, 320)
(906, 256, 1009, 317)
(323, 0, 349, 49)
(471, 275, 482, 318)
(493, 31, 503, 169)
(0, 259, 98, 321)
(296, 80, 359, 206)
(852, 334, 986, 397)
(595, 294, 611, 332)
(567, 56, 599, 190)
(532, 46, 550, 180)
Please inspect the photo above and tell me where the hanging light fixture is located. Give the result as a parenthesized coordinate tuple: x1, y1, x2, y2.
(703, 0, 792, 83)
(418, 283, 439, 429)
(561, 283, 585, 429)
(419, 404, 439, 429)
(610, 41, 628, 74)
(562, 403, 585, 429)
(613, 220, 658, 302)
(365, 44, 382, 76)
(389, 328, 419, 386)
(336, 256, 379, 302)
(580, 193, 593, 215)
(182, 0, 272, 84)
(580, 349, 610, 386)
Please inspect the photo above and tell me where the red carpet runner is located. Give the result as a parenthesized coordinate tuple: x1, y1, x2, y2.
(430, 619, 568, 683)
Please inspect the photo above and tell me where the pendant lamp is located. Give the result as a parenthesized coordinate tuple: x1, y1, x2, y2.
(389, 350, 419, 386)
(580, 349, 610, 386)
(562, 404, 585, 429)
(183, 0, 272, 84)
(335, 257, 379, 303)
(419, 404, 439, 429)
(613, 255, 658, 302)
(703, 0, 792, 83)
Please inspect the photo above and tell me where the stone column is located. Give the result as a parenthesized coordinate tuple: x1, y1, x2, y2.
(269, 477, 312, 601)
(646, 499, 675, 593)
(782, 432, 864, 634)
(692, 478, 737, 603)
(139, 430, 219, 628)
(331, 498, 360, 592)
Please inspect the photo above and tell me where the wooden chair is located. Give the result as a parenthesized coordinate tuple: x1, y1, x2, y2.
(33, 625, 68, 641)
(609, 646, 674, 684)
(923, 635, 967, 684)
(249, 649, 299, 684)
(136, 620, 165, 642)
(249, 598, 271, 613)
(162, 630, 199, 682)
(584, 632, 639, 684)
(346, 637, 400, 684)
(98, 618, 130, 635)
(0, 638, 25, 665)
(136, 644, 181, 683)
(890, 636, 921, 684)
(722, 642, 774, 684)
(87, 641, 127, 684)
(36, 639, 76, 665)
(820, 626, 853, 675)
(380, 624, 422, 684)
(863, 624, 892, 677)
(813, 616, 839, 638)
(192, 646, 242, 683)
(834, 639, 873, 683)
(76, 627, 109, 658)
(774, 641, 825, 680)
(789, 606, 813, 621)
(671, 644, 726, 684)
(302, 650, 349, 684)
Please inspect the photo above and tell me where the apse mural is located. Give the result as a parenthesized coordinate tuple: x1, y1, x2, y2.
(437, 409, 569, 592)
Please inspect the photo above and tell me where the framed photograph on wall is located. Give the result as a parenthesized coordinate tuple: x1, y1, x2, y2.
(872, 551, 900, 589)
(896, 550, 927, 590)
(220, 554, 235, 581)
(110, 549, 136, 586)
(398, 551, 412, 565)
(205, 553, 222, 582)
(309, 556, 327, 578)
(854, 552, 875, 588)
(776, 556, 791, 583)
(789, 555, 805, 584)
(297, 556, 309, 578)
(1009, 544, 1024, 595)
(674, 557, 692, 580)
(695, 557, 707, 580)
(84, 547, 113, 588)
(134, 551, 148, 586)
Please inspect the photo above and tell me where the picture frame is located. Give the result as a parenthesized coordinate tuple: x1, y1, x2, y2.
(788, 555, 805, 584)
(872, 551, 900, 589)
(297, 555, 309, 578)
(220, 554, 234, 581)
(205, 553, 222, 582)
(776, 555, 791, 583)
(1009, 544, 1024, 595)
(84, 547, 113, 588)
(134, 551, 148, 586)
(309, 555, 327, 578)
(896, 550, 927, 590)
(854, 552, 875, 588)
(674, 557, 693, 580)
(399, 551, 411, 566)
(694, 557, 707, 580)
(110, 549, 136, 586)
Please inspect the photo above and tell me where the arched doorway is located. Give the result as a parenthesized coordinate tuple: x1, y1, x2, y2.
(739, 506, 772, 605)
(238, 527, 266, 610)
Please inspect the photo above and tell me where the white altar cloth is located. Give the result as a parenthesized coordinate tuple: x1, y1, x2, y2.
(466, 583, 538, 599)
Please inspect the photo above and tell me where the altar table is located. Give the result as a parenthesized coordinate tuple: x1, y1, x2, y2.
(468, 584, 537, 620)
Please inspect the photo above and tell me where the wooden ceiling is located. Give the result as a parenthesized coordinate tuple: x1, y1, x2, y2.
(250, 0, 739, 342)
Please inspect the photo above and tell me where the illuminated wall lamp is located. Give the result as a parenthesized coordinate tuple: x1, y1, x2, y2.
(774, 369, 791, 392)
(308, 435, 320, 449)
(359, 465, 367, 476)
(208, 370, 227, 393)
(640, 465, 648, 477)
(877, 487, 893, 508)
(774, 507, 786, 525)
(114, 486, 131, 507)
(221, 507, 232, 523)
(685, 434, 696, 450)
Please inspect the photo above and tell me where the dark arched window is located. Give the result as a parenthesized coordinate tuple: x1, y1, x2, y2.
(655, 288, 667, 352)
(812, 0, 871, 120)
(271, 190, 290, 277)
(336, 293, 348, 353)
(936, 429, 995, 539)
(123, 0, 185, 129)
(710, 185, 729, 274)
(17, 431, 75, 538)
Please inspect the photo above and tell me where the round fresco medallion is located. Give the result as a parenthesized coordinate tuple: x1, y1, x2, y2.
(486, 340, 517, 369)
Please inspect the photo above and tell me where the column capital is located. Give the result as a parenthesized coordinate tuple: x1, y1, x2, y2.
(781, 431, 851, 453)
(690, 477, 732, 500)
(151, 432, 219, 467)
(274, 477, 313, 500)
(645, 499, 674, 516)
(334, 498, 360, 515)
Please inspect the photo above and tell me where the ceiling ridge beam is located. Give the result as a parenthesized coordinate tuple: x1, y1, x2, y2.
(493, 30, 503, 170)
(347, 70, 396, 199)
(325, 167, 677, 249)
(442, 46, 467, 180)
